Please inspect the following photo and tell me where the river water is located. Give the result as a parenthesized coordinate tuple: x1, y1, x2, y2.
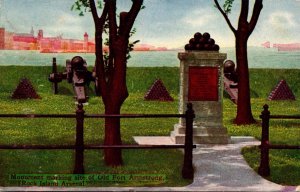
(0, 47, 299, 68)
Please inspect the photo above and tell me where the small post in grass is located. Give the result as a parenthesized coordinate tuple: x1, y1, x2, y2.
(258, 104, 271, 177)
(182, 103, 195, 179)
(74, 103, 85, 174)
(52, 58, 58, 94)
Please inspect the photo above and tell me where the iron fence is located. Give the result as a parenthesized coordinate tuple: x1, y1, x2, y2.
(258, 104, 300, 177)
(0, 103, 196, 179)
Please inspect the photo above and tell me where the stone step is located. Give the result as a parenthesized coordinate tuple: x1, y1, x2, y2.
(173, 125, 228, 135)
(133, 136, 175, 145)
(170, 131, 230, 144)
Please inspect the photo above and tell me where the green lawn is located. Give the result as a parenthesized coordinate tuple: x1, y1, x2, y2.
(226, 69, 300, 186)
(224, 99, 300, 186)
(0, 66, 299, 186)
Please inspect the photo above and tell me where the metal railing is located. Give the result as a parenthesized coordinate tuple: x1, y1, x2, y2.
(258, 104, 300, 177)
(0, 103, 196, 179)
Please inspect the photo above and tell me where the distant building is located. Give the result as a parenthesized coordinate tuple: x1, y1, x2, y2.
(261, 41, 270, 48)
(83, 32, 88, 51)
(0, 27, 95, 53)
(273, 43, 300, 51)
(133, 43, 168, 51)
(37, 29, 43, 39)
(0, 27, 165, 52)
(13, 32, 37, 50)
(0, 28, 5, 49)
(5, 30, 14, 49)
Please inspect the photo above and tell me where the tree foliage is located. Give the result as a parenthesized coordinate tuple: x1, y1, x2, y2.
(71, 0, 103, 16)
(223, 0, 234, 14)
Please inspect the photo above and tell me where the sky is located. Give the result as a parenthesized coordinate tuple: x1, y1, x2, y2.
(1, 0, 300, 49)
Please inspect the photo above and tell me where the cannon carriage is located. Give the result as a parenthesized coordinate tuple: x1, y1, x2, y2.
(48, 56, 98, 103)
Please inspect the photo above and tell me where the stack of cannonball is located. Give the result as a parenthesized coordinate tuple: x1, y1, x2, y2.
(144, 79, 174, 101)
(11, 78, 41, 99)
(185, 32, 220, 51)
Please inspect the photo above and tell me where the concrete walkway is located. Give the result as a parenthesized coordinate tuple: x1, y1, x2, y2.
(1, 136, 299, 191)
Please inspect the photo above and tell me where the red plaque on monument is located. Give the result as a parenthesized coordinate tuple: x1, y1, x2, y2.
(188, 66, 218, 101)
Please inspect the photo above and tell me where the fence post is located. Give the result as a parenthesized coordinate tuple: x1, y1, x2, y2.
(182, 103, 195, 179)
(52, 57, 58, 94)
(258, 104, 270, 177)
(73, 103, 85, 174)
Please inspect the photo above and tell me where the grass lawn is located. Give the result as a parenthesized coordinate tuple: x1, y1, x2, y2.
(0, 66, 299, 186)
(226, 68, 300, 186)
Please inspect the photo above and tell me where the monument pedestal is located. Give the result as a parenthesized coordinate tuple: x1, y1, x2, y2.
(171, 124, 229, 144)
(171, 51, 229, 144)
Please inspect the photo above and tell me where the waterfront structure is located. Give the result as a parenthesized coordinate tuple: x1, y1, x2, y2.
(0, 27, 4, 49)
(0, 27, 95, 53)
(0, 27, 167, 52)
(273, 43, 300, 51)
(262, 41, 300, 52)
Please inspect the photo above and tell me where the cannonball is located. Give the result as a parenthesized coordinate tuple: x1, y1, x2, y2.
(194, 32, 202, 40)
(208, 38, 215, 45)
(199, 37, 206, 44)
(195, 43, 204, 50)
(190, 43, 196, 50)
(203, 32, 210, 40)
(204, 44, 212, 50)
(212, 44, 220, 51)
(224, 60, 236, 73)
(185, 44, 192, 50)
(186, 32, 220, 51)
(189, 38, 196, 45)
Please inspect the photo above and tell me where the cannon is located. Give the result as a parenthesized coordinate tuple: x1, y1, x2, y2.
(224, 60, 238, 83)
(224, 60, 238, 88)
(48, 56, 97, 103)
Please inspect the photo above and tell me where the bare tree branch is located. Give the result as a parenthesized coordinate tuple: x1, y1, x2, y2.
(89, 0, 99, 22)
(105, 0, 117, 87)
(239, 0, 249, 24)
(119, 12, 128, 36)
(214, 0, 237, 34)
(99, 1, 108, 25)
(123, 0, 143, 37)
(89, 0, 109, 99)
(107, 0, 118, 41)
(248, 0, 263, 35)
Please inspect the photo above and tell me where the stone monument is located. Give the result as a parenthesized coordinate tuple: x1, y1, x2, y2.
(171, 32, 229, 144)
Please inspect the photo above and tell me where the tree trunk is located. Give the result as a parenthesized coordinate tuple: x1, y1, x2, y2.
(234, 32, 256, 125)
(103, 38, 128, 166)
(86, 0, 143, 166)
(104, 103, 123, 166)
